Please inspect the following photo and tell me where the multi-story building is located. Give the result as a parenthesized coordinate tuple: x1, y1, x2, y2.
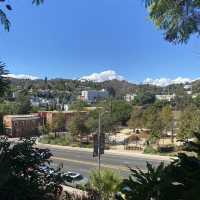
(124, 93, 137, 102)
(3, 114, 40, 137)
(80, 89, 109, 103)
(155, 94, 176, 102)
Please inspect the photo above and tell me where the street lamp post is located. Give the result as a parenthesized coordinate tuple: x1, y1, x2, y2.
(98, 111, 101, 176)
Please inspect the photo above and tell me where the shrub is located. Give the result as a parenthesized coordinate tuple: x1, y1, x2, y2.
(143, 145, 158, 154)
(88, 169, 122, 200)
(0, 137, 63, 200)
(39, 134, 72, 146)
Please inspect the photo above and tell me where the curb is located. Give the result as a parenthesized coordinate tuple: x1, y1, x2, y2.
(37, 143, 173, 161)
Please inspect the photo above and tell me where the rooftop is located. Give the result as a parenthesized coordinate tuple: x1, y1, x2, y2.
(4, 114, 40, 120)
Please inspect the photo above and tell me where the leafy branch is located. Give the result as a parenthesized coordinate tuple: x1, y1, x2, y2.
(0, 0, 44, 31)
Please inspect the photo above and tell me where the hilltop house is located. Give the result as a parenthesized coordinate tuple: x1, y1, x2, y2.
(155, 94, 176, 102)
(80, 89, 109, 103)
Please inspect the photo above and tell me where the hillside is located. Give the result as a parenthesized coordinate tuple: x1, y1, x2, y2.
(8, 78, 166, 98)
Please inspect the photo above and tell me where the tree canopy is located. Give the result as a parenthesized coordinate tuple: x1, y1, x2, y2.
(0, 0, 44, 31)
(0, 62, 9, 97)
(0, 137, 63, 200)
(145, 0, 200, 43)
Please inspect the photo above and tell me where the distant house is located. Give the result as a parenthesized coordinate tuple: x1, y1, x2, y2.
(3, 114, 40, 137)
(80, 89, 109, 103)
(124, 93, 137, 102)
(155, 94, 176, 102)
(184, 84, 192, 95)
(184, 84, 192, 90)
(30, 96, 59, 108)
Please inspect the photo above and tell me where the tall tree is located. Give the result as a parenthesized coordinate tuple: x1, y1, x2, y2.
(145, 0, 200, 43)
(160, 105, 174, 142)
(178, 105, 200, 140)
(86, 109, 115, 135)
(143, 104, 165, 143)
(51, 112, 65, 137)
(0, 62, 9, 97)
(16, 91, 32, 114)
(128, 106, 144, 131)
(133, 92, 155, 106)
(0, 0, 44, 31)
(68, 112, 89, 145)
(110, 100, 132, 126)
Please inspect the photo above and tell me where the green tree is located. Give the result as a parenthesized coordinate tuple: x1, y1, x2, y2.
(89, 169, 122, 200)
(16, 91, 32, 114)
(86, 109, 115, 135)
(193, 95, 200, 108)
(51, 112, 65, 137)
(69, 100, 89, 111)
(68, 113, 89, 145)
(0, 62, 9, 97)
(128, 106, 144, 131)
(118, 130, 200, 200)
(145, 0, 200, 44)
(143, 104, 164, 143)
(118, 162, 175, 200)
(111, 100, 132, 126)
(133, 92, 155, 106)
(160, 105, 174, 142)
(0, 137, 63, 200)
(40, 123, 50, 135)
(0, 0, 43, 31)
(174, 95, 193, 111)
(178, 105, 200, 140)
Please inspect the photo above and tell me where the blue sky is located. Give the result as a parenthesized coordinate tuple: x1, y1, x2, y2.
(0, 0, 200, 84)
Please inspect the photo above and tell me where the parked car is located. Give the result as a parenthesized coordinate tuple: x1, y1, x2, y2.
(62, 171, 88, 187)
(38, 164, 56, 176)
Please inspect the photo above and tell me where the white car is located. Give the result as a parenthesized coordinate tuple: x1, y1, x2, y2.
(62, 171, 88, 187)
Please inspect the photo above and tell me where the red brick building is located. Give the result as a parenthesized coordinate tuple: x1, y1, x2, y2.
(38, 111, 88, 130)
(3, 114, 40, 137)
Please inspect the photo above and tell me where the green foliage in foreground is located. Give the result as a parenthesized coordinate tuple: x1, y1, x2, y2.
(145, 0, 200, 44)
(0, 0, 43, 31)
(117, 131, 200, 200)
(88, 169, 122, 200)
(0, 137, 62, 200)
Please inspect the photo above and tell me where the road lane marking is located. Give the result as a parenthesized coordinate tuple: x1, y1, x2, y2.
(52, 156, 129, 172)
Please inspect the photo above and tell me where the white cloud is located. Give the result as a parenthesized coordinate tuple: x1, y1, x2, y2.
(143, 77, 196, 87)
(80, 70, 124, 82)
(6, 74, 39, 80)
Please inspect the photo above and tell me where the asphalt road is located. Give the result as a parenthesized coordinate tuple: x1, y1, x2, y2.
(46, 147, 170, 178)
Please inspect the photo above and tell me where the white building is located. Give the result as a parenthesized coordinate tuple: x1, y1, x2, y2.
(81, 89, 109, 103)
(125, 93, 137, 102)
(155, 94, 176, 102)
(184, 84, 192, 90)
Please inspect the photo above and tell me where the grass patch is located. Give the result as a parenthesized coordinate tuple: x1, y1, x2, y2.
(39, 135, 72, 146)
(143, 146, 158, 154)
(39, 135, 93, 148)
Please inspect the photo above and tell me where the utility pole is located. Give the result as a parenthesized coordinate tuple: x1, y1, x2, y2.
(98, 111, 101, 175)
(93, 110, 105, 175)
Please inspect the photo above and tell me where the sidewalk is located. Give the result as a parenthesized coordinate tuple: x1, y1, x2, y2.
(37, 143, 174, 161)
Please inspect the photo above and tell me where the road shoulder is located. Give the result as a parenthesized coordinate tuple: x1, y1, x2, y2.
(37, 143, 173, 161)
